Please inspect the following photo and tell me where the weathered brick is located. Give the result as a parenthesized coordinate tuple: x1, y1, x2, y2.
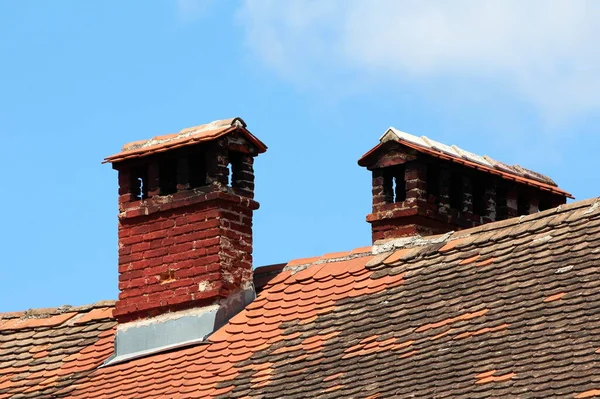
(115, 177, 258, 322)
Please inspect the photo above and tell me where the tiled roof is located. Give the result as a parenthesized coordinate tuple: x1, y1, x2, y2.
(3, 198, 600, 398)
(359, 128, 574, 198)
(103, 117, 267, 164)
(0, 301, 116, 399)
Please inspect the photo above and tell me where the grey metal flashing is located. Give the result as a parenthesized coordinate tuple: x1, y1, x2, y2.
(103, 287, 255, 367)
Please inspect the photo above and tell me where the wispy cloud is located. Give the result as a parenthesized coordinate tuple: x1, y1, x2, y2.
(237, 0, 600, 123)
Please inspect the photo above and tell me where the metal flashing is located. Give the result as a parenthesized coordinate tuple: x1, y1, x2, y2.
(104, 288, 255, 366)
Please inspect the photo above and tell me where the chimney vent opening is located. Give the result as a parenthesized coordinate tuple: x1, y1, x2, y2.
(518, 191, 530, 215)
(539, 196, 552, 212)
(188, 153, 207, 189)
(383, 165, 406, 203)
(158, 158, 178, 196)
(472, 176, 486, 216)
(229, 152, 243, 189)
(496, 185, 509, 220)
(449, 172, 463, 211)
(132, 166, 148, 200)
(426, 164, 440, 204)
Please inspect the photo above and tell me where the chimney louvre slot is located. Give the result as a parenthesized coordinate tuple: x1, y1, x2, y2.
(229, 152, 243, 189)
(517, 192, 530, 215)
(472, 177, 486, 216)
(449, 172, 463, 211)
(539, 196, 552, 212)
(189, 153, 207, 189)
(496, 185, 508, 220)
(383, 165, 406, 203)
(132, 166, 148, 200)
(158, 158, 178, 196)
(426, 164, 440, 204)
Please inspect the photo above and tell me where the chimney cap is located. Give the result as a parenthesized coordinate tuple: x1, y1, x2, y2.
(358, 127, 573, 199)
(103, 117, 267, 164)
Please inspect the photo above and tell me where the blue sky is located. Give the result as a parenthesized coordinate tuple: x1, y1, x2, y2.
(1, 0, 599, 312)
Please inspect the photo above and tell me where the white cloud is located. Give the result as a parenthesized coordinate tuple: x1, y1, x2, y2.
(238, 0, 600, 121)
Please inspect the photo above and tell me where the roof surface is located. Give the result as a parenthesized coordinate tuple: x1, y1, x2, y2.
(2, 198, 600, 398)
(359, 128, 574, 199)
(103, 117, 267, 164)
(0, 302, 115, 398)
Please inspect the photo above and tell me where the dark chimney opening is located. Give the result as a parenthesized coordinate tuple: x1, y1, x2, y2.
(188, 152, 207, 189)
(229, 151, 243, 189)
(158, 158, 178, 196)
(383, 165, 406, 203)
(496, 185, 508, 220)
(472, 176, 486, 216)
(449, 172, 463, 211)
(517, 191, 530, 215)
(426, 163, 440, 204)
(132, 166, 148, 200)
(539, 196, 552, 212)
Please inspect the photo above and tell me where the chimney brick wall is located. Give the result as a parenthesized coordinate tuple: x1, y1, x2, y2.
(114, 191, 257, 323)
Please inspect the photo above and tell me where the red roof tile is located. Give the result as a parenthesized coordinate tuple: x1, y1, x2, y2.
(0, 301, 115, 399)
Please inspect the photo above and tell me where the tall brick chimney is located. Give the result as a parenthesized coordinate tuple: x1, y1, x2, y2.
(359, 128, 572, 243)
(103, 117, 266, 362)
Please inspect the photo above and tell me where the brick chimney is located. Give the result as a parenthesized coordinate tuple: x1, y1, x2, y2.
(103, 117, 266, 362)
(359, 128, 572, 243)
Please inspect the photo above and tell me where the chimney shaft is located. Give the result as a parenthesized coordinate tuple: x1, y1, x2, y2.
(105, 118, 267, 324)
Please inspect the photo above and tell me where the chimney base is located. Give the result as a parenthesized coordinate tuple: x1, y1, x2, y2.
(106, 287, 255, 366)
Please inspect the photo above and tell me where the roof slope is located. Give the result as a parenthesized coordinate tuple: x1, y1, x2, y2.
(2, 199, 600, 398)
(0, 302, 115, 399)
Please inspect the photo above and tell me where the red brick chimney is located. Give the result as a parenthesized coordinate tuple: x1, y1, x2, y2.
(359, 128, 572, 243)
(103, 117, 266, 362)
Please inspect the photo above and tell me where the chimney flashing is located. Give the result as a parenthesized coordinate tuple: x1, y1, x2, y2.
(105, 287, 255, 366)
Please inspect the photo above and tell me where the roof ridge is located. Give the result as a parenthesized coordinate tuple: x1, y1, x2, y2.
(372, 197, 600, 255)
(0, 300, 115, 320)
(278, 198, 599, 274)
(456, 197, 599, 236)
(283, 246, 373, 273)
(366, 197, 600, 270)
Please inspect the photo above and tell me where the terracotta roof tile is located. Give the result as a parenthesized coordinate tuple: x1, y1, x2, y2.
(0, 302, 116, 398)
